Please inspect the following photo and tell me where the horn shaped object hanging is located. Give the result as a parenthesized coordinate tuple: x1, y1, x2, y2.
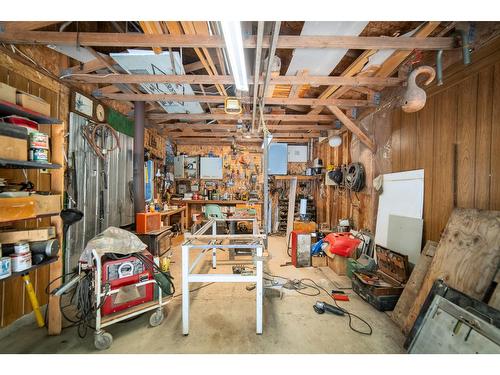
(401, 66, 436, 113)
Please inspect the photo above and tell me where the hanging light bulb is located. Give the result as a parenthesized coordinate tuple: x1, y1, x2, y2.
(328, 135, 342, 148)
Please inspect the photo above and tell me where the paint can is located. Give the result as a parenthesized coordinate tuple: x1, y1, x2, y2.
(29, 132, 49, 149)
(29, 148, 49, 163)
(14, 241, 30, 255)
(0, 257, 11, 280)
(10, 252, 32, 272)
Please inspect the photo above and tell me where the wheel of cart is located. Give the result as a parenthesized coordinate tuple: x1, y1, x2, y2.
(91, 249, 172, 350)
(94, 330, 113, 350)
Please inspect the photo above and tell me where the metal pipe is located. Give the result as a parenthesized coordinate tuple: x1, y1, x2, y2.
(436, 50, 444, 86)
(454, 29, 471, 65)
(59, 21, 73, 32)
(133, 101, 145, 214)
(251, 22, 265, 133)
(262, 132, 269, 236)
(258, 21, 281, 131)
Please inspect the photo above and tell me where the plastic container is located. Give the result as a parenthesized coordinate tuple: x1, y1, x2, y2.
(136, 212, 161, 234)
(0, 197, 36, 223)
(0, 257, 11, 280)
(29, 147, 49, 163)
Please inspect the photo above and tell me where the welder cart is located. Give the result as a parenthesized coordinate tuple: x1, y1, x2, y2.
(91, 249, 172, 350)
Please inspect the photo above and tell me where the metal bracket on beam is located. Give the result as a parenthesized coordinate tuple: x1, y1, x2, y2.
(92, 89, 104, 98)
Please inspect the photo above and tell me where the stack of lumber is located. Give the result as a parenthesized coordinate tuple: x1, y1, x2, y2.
(390, 208, 500, 335)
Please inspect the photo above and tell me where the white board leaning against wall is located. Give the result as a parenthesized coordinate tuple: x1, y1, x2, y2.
(375, 169, 424, 264)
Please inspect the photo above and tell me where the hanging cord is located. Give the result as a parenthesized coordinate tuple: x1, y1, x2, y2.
(264, 271, 372, 335)
(82, 122, 121, 160)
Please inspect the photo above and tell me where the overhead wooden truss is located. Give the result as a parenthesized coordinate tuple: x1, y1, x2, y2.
(0, 31, 455, 50)
(0, 21, 450, 151)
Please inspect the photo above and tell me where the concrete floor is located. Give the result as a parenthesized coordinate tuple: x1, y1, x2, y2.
(0, 235, 405, 353)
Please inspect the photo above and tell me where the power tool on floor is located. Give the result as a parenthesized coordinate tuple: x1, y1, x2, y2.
(313, 301, 345, 316)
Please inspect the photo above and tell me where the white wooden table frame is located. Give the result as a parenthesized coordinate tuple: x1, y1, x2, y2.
(181, 218, 266, 335)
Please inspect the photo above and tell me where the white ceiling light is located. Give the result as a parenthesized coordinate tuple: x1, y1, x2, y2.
(328, 135, 342, 148)
(220, 21, 248, 92)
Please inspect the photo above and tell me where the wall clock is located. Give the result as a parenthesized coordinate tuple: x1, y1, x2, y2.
(96, 103, 106, 122)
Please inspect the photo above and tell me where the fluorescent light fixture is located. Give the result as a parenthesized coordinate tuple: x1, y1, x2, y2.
(220, 21, 248, 92)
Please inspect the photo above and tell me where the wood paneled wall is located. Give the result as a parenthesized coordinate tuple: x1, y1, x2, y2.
(316, 37, 500, 244)
(390, 39, 500, 243)
(316, 132, 374, 231)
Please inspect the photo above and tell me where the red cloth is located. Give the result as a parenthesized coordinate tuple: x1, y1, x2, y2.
(323, 232, 361, 257)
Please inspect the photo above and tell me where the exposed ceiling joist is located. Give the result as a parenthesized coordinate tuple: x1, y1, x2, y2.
(96, 92, 374, 107)
(157, 123, 335, 131)
(147, 113, 337, 122)
(73, 73, 403, 86)
(0, 31, 455, 50)
(61, 55, 117, 76)
(169, 131, 322, 138)
(0, 22, 60, 32)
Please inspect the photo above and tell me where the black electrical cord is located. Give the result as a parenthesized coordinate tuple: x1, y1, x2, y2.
(263, 271, 372, 336)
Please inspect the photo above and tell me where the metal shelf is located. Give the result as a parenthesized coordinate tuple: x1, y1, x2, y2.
(0, 158, 61, 169)
(4, 256, 59, 280)
(0, 100, 62, 124)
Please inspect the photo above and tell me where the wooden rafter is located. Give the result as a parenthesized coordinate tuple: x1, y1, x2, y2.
(0, 31, 455, 50)
(69, 73, 403, 86)
(147, 113, 337, 122)
(157, 123, 335, 131)
(0, 21, 61, 32)
(97, 92, 374, 108)
(326, 105, 375, 152)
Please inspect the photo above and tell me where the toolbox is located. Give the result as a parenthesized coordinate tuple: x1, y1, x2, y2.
(352, 245, 409, 311)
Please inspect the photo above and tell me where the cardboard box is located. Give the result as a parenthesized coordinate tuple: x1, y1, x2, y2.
(293, 221, 317, 232)
(0, 82, 17, 104)
(0, 227, 56, 244)
(16, 92, 51, 116)
(33, 194, 61, 216)
(0, 135, 28, 161)
(327, 254, 350, 276)
(311, 255, 328, 267)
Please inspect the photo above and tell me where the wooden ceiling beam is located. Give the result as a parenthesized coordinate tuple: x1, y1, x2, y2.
(0, 31, 455, 50)
(72, 73, 403, 86)
(97, 92, 374, 107)
(147, 113, 336, 122)
(169, 131, 322, 138)
(0, 22, 61, 32)
(326, 105, 375, 152)
(156, 122, 335, 131)
(61, 55, 117, 76)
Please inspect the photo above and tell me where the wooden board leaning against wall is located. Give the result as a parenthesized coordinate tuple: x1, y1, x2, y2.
(0, 50, 67, 333)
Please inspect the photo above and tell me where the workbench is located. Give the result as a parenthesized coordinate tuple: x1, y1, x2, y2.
(159, 206, 187, 232)
(171, 199, 263, 227)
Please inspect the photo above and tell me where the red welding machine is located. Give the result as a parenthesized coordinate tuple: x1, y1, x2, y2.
(290, 230, 312, 268)
(101, 253, 154, 316)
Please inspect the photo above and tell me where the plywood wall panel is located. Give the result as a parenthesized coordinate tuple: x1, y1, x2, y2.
(490, 62, 500, 210)
(474, 66, 494, 209)
(415, 95, 436, 243)
(391, 109, 402, 172)
(429, 88, 458, 241)
(400, 111, 417, 171)
(456, 75, 479, 208)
